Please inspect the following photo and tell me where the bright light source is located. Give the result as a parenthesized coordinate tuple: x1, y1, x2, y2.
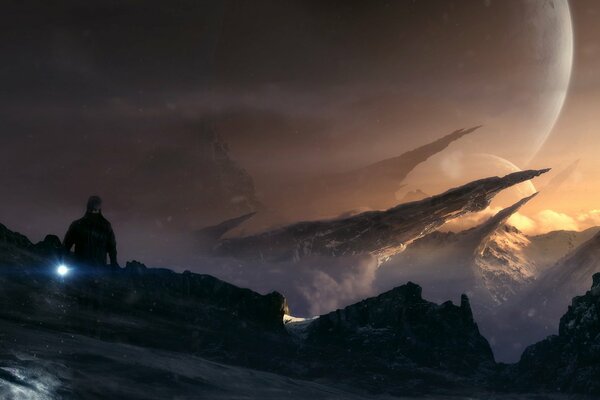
(56, 264, 69, 277)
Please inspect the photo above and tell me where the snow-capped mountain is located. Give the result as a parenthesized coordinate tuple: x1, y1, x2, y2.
(375, 195, 538, 309)
(376, 198, 599, 313)
(512, 230, 600, 331)
(476, 226, 600, 363)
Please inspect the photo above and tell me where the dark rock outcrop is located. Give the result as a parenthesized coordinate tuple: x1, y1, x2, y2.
(211, 169, 549, 263)
(0, 222, 502, 395)
(0, 226, 292, 371)
(303, 282, 495, 393)
(0, 223, 62, 267)
(7, 219, 600, 396)
(500, 273, 600, 394)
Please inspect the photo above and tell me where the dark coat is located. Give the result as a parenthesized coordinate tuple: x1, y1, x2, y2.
(63, 212, 117, 267)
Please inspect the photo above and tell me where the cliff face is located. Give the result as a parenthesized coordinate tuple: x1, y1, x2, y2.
(501, 273, 600, 394)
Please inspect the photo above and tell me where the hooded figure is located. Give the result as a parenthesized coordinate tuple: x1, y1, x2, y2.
(64, 196, 118, 268)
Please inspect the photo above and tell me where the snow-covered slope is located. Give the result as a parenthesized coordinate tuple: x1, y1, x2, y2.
(374, 195, 538, 308)
(481, 227, 600, 363)
(516, 231, 600, 329)
(474, 225, 536, 304)
(525, 226, 600, 270)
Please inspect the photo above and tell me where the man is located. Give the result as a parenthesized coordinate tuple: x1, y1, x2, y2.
(64, 195, 119, 268)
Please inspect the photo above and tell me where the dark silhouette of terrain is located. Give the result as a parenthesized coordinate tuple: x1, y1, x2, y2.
(0, 217, 599, 397)
(497, 273, 600, 395)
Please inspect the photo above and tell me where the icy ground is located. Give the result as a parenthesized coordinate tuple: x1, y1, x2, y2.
(0, 321, 594, 400)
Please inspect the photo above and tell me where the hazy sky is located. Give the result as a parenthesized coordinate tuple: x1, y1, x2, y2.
(1, 0, 599, 263)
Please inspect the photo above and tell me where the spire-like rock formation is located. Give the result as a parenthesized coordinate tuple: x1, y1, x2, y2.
(344, 126, 482, 187)
(466, 192, 537, 254)
(210, 169, 549, 263)
(255, 126, 482, 228)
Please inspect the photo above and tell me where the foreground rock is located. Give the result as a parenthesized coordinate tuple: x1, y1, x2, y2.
(4, 218, 600, 397)
(0, 225, 291, 372)
(499, 273, 600, 395)
(0, 222, 504, 395)
(303, 283, 496, 394)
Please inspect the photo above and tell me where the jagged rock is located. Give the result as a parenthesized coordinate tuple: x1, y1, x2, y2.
(247, 127, 482, 231)
(302, 282, 495, 393)
(499, 273, 600, 394)
(0, 223, 58, 267)
(210, 169, 549, 263)
(0, 223, 500, 395)
(333, 126, 482, 206)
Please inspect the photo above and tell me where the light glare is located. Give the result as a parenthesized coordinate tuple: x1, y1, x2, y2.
(57, 264, 69, 277)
